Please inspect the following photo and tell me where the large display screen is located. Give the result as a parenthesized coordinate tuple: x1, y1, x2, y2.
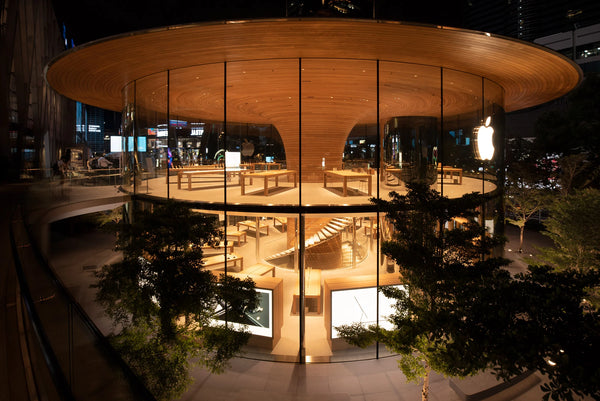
(330, 285, 406, 338)
(225, 151, 241, 169)
(213, 288, 272, 337)
(110, 136, 147, 152)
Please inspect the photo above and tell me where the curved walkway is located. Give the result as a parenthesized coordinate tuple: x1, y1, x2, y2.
(0, 184, 33, 401)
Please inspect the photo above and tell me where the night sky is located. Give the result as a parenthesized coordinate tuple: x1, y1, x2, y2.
(51, 0, 467, 45)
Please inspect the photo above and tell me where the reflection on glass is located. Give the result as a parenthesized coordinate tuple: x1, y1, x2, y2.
(379, 62, 441, 196)
(121, 82, 135, 193)
(383, 116, 438, 185)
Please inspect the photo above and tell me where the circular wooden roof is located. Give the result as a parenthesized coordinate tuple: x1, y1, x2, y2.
(45, 18, 581, 114)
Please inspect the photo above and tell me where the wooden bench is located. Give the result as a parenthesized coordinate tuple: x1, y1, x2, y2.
(177, 169, 241, 190)
(240, 169, 297, 196)
(237, 220, 269, 236)
(201, 241, 234, 254)
(241, 263, 276, 277)
(226, 230, 247, 246)
(201, 254, 243, 272)
(273, 217, 287, 231)
(437, 165, 463, 184)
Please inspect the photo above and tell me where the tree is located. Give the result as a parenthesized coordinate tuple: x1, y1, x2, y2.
(93, 201, 259, 400)
(338, 182, 510, 401)
(537, 189, 600, 272)
(534, 188, 600, 310)
(336, 183, 600, 401)
(487, 265, 600, 401)
(504, 181, 551, 252)
(504, 138, 553, 252)
(557, 154, 590, 196)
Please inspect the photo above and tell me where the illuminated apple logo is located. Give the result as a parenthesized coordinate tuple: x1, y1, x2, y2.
(241, 139, 255, 157)
(475, 116, 494, 161)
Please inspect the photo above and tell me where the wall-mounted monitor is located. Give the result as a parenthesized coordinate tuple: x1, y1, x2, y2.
(213, 288, 272, 338)
(330, 285, 406, 338)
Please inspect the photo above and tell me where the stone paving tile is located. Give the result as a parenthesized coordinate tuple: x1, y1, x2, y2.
(328, 375, 364, 395)
(357, 372, 395, 395)
(364, 391, 401, 401)
(228, 371, 269, 392)
(294, 374, 330, 394)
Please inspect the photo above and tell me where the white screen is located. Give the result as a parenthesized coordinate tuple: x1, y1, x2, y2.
(331, 285, 406, 338)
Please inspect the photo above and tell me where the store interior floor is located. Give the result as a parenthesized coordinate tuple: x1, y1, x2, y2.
(139, 173, 498, 206)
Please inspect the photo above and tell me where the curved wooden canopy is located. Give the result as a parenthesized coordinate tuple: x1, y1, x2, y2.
(46, 18, 581, 113)
(45, 19, 581, 178)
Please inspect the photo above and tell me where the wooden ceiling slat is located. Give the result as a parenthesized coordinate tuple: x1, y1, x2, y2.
(46, 19, 581, 115)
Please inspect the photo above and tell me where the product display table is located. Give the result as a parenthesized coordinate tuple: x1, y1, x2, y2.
(437, 166, 463, 184)
(201, 253, 243, 272)
(250, 162, 282, 171)
(240, 169, 298, 196)
(324, 170, 372, 196)
(226, 230, 247, 246)
(237, 220, 270, 236)
(201, 241, 234, 254)
(177, 168, 242, 190)
(241, 263, 276, 277)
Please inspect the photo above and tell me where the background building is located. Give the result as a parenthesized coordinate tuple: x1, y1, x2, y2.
(0, 0, 75, 181)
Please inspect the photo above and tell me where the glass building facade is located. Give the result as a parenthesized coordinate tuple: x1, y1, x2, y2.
(121, 59, 505, 362)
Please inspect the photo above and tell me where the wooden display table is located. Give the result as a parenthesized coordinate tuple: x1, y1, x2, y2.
(237, 220, 270, 236)
(240, 169, 297, 196)
(273, 216, 287, 231)
(240, 263, 276, 277)
(250, 162, 282, 171)
(177, 168, 242, 190)
(226, 230, 247, 246)
(201, 241, 234, 254)
(201, 253, 243, 272)
(324, 170, 372, 196)
(292, 268, 322, 315)
(167, 165, 219, 183)
(437, 165, 463, 184)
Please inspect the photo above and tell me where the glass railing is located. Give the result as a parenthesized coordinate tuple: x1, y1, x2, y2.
(9, 205, 155, 401)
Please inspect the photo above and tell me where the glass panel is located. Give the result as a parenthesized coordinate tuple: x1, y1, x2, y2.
(223, 212, 299, 361)
(483, 79, 505, 239)
(483, 79, 505, 188)
(134, 72, 168, 197)
(120, 82, 135, 193)
(71, 311, 140, 400)
(227, 60, 298, 206)
(320, 212, 381, 361)
(301, 59, 377, 206)
(442, 69, 483, 198)
(169, 64, 224, 203)
(379, 62, 441, 198)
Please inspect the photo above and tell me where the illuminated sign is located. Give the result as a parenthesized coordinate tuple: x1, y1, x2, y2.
(191, 123, 204, 136)
(474, 116, 495, 161)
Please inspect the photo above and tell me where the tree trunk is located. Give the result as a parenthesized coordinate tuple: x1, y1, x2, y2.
(519, 225, 525, 253)
(422, 362, 431, 401)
